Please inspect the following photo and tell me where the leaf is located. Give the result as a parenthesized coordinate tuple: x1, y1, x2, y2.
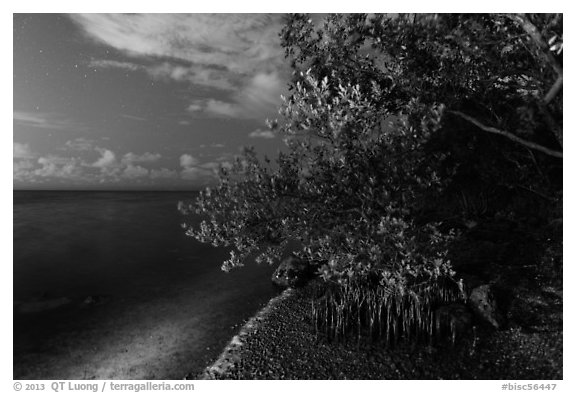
(501, 44, 513, 55)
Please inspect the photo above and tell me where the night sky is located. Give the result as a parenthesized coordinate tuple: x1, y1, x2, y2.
(13, 14, 290, 190)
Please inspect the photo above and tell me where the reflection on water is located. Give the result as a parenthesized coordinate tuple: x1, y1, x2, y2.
(13, 191, 279, 379)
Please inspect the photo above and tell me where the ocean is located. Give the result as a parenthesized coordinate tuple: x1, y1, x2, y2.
(13, 190, 279, 379)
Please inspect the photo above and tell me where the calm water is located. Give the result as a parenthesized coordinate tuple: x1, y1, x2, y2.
(13, 191, 279, 379)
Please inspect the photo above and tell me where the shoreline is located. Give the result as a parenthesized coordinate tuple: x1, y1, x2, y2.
(198, 281, 562, 380)
(198, 288, 295, 379)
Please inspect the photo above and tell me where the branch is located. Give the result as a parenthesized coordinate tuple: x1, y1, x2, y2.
(507, 13, 563, 78)
(449, 110, 563, 159)
(544, 74, 563, 105)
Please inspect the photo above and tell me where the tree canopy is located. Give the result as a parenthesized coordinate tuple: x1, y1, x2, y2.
(180, 13, 562, 341)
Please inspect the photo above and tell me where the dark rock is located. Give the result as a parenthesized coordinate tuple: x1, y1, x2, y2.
(468, 284, 504, 329)
(435, 303, 473, 341)
(272, 255, 313, 288)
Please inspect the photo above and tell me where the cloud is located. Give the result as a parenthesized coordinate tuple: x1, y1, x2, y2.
(237, 71, 284, 117)
(14, 140, 175, 186)
(14, 143, 84, 183)
(121, 152, 161, 165)
(179, 153, 220, 181)
(179, 154, 199, 168)
(186, 98, 242, 118)
(123, 164, 149, 179)
(90, 59, 236, 92)
(184, 71, 284, 119)
(91, 149, 168, 182)
(180, 166, 213, 180)
(71, 14, 284, 73)
(199, 143, 226, 149)
(186, 103, 204, 113)
(35, 156, 84, 179)
(200, 162, 221, 171)
(150, 168, 178, 179)
(14, 111, 80, 130)
(120, 114, 148, 122)
(71, 14, 288, 119)
(220, 161, 233, 170)
(65, 138, 96, 151)
(14, 143, 34, 159)
(146, 62, 234, 91)
(14, 159, 37, 182)
(92, 148, 118, 169)
(249, 129, 276, 139)
(89, 59, 140, 71)
(204, 100, 243, 118)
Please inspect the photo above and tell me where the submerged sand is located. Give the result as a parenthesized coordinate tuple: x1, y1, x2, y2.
(14, 262, 278, 380)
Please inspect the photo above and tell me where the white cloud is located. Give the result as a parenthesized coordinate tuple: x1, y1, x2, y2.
(123, 164, 149, 179)
(14, 111, 80, 130)
(180, 166, 213, 180)
(70, 14, 288, 119)
(249, 129, 276, 139)
(121, 152, 161, 165)
(179, 153, 220, 181)
(70, 14, 284, 73)
(179, 154, 199, 168)
(65, 138, 96, 151)
(146, 62, 234, 91)
(14, 137, 210, 186)
(91, 149, 166, 182)
(185, 71, 284, 119)
(186, 99, 243, 118)
(120, 114, 147, 122)
(150, 168, 178, 179)
(205, 99, 243, 118)
(89, 59, 140, 71)
(220, 161, 233, 170)
(90, 59, 236, 92)
(237, 71, 284, 117)
(35, 156, 83, 179)
(13, 159, 37, 182)
(14, 143, 34, 159)
(92, 148, 117, 168)
(187, 103, 204, 113)
(199, 143, 226, 149)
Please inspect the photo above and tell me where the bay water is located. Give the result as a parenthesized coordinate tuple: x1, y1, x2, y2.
(13, 191, 279, 379)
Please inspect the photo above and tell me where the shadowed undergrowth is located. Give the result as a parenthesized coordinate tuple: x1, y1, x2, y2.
(311, 277, 465, 346)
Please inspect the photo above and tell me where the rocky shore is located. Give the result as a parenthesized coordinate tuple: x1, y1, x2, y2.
(197, 279, 562, 380)
(194, 217, 563, 380)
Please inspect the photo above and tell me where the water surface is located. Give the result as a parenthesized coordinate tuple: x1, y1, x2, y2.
(13, 191, 279, 379)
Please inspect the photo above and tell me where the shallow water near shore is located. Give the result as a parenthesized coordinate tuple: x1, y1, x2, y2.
(13, 190, 279, 379)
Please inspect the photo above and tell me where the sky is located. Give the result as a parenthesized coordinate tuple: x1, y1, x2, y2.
(13, 13, 290, 190)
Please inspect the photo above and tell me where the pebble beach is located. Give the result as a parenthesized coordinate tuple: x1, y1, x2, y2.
(198, 281, 562, 380)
